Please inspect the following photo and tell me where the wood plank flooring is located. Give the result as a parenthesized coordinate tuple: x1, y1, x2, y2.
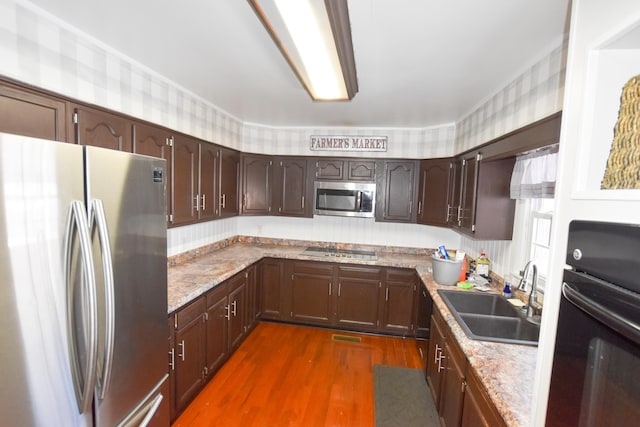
(172, 322, 423, 427)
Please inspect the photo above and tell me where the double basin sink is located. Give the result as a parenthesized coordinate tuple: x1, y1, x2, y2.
(437, 290, 540, 346)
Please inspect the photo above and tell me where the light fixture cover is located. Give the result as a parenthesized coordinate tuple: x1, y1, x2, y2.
(248, 0, 358, 101)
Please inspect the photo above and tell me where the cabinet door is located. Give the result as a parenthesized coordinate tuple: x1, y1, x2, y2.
(241, 154, 272, 215)
(205, 284, 229, 378)
(447, 160, 462, 227)
(0, 82, 67, 141)
(199, 143, 220, 220)
(347, 160, 376, 181)
(473, 157, 516, 240)
(290, 261, 334, 326)
(376, 160, 418, 222)
(459, 154, 479, 232)
(439, 338, 467, 427)
(461, 368, 507, 427)
(228, 273, 247, 351)
(219, 148, 239, 218)
(426, 312, 447, 407)
(174, 299, 206, 413)
(168, 316, 176, 421)
(73, 105, 132, 152)
(172, 137, 200, 225)
(335, 266, 381, 332)
(315, 159, 344, 180)
(379, 269, 415, 335)
(261, 259, 285, 320)
(273, 158, 310, 217)
(133, 123, 173, 223)
(245, 264, 261, 332)
(415, 285, 433, 340)
(417, 158, 451, 226)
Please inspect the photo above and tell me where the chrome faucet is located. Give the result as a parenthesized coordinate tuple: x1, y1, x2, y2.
(517, 261, 542, 325)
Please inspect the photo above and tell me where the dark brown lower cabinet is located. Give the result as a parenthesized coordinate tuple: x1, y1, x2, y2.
(379, 269, 416, 335)
(335, 265, 382, 332)
(245, 264, 261, 332)
(228, 272, 247, 351)
(426, 308, 506, 427)
(291, 261, 335, 326)
(205, 283, 229, 378)
(260, 258, 286, 320)
(261, 259, 415, 336)
(439, 334, 466, 427)
(169, 265, 258, 420)
(461, 368, 507, 427)
(173, 298, 206, 414)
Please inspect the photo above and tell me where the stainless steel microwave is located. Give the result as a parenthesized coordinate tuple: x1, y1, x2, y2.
(313, 181, 376, 218)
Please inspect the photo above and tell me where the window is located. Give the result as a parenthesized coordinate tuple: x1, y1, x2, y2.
(529, 198, 554, 287)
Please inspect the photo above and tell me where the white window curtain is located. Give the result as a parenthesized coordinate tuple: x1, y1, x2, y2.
(510, 144, 558, 199)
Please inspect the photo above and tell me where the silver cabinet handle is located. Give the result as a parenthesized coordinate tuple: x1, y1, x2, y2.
(328, 281, 332, 296)
(194, 194, 200, 211)
(418, 201, 423, 215)
(169, 349, 175, 371)
(302, 195, 305, 209)
(434, 344, 442, 364)
(438, 353, 446, 372)
(64, 201, 98, 414)
(89, 199, 115, 400)
(225, 304, 230, 320)
(232, 300, 237, 316)
(201, 194, 206, 210)
(338, 282, 342, 297)
(178, 340, 185, 361)
(385, 287, 389, 301)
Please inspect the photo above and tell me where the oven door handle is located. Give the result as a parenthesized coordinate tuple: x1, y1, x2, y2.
(562, 281, 640, 346)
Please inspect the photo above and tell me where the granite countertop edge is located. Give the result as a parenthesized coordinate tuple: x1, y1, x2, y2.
(167, 241, 536, 427)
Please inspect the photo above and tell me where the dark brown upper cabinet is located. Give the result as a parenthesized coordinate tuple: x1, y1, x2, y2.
(198, 143, 220, 221)
(133, 122, 173, 223)
(376, 160, 419, 223)
(0, 81, 67, 141)
(240, 154, 272, 215)
(72, 105, 133, 152)
(219, 148, 240, 218)
(416, 158, 452, 227)
(315, 158, 376, 182)
(450, 152, 516, 240)
(172, 136, 200, 225)
(447, 160, 462, 227)
(272, 157, 312, 217)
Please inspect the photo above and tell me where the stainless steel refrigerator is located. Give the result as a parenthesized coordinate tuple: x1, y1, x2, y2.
(0, 133, 169, 426)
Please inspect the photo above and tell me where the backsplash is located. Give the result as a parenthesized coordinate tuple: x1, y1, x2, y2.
(2, 0, 567, 280)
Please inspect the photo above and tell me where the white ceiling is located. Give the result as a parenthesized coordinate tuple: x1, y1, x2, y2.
(28, 0, 571, 128)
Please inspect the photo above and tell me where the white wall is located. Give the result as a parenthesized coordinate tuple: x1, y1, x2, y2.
(531, 1, 640, 425)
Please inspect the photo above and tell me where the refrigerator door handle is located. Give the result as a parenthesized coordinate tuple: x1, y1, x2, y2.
(138, 394, 164, 427)
(90, 199, 116, 400)
(64, 201, 98, 414)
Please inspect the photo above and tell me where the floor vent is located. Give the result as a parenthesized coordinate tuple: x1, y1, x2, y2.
(331, 334, 362, 343)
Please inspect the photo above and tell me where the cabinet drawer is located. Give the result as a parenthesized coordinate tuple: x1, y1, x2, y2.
(385, 268, 416, 282)
(207, 283, 228, 307)
(175, 297, 205, 330)
(293, 261, 335, 276)
(337, 265, 382, 280)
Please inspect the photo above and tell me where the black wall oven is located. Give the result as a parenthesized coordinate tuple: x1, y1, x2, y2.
(546, 220, 640, 427)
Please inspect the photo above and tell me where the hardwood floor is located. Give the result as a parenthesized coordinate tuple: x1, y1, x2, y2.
(172, 322, 423, 427)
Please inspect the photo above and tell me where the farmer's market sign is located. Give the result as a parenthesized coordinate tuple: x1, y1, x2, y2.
(310, 136, 388, 152)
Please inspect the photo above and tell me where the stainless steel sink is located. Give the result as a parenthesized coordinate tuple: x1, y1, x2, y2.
(438, 289, 540, 346)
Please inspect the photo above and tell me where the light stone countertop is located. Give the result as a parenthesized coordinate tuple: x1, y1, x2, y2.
(168, 241, 536, 427)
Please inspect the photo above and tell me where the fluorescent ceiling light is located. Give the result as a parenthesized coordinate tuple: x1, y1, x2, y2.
(249, 0, 358, 101)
